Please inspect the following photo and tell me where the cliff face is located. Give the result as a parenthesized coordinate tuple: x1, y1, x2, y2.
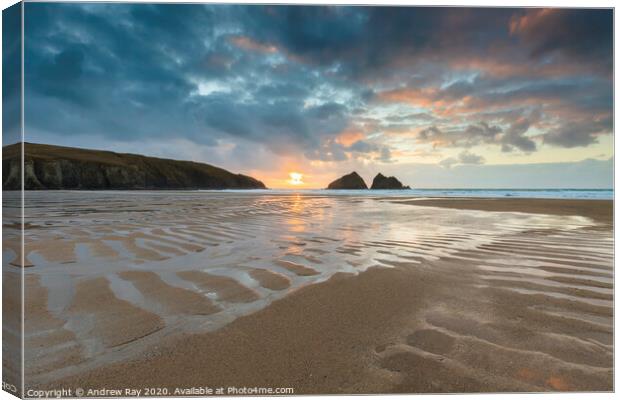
(327, 171, 368, 189)
(370, 173, 410, 189)
(2, 143, 266, 190)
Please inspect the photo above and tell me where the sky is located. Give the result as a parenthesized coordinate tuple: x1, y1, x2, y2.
(10, 4, 614, 188)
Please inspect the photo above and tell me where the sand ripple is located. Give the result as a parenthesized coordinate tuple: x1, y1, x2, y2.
(5, 191, 611, 389)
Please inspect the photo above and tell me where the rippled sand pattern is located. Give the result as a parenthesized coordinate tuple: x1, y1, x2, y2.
(376, 224, 612, 392)
(5, 191, 612, 389)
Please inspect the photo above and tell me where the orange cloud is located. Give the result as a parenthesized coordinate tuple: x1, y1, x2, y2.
(379, 87, 441, 108)
(229, 35, 278, 54)
(378, 87, 472, 119)
(450, 57, 590, 80)
(336, 129, 365, 147)
(509, 9, 556, 35)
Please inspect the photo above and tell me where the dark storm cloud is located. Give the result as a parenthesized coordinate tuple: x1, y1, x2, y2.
(240, 6, 612, 80)
(22, 3, 613, 162)
(239, 6, 367, 66)
(2, 2, 22, 145)
(510, 9, 613, 73)
(23, 3, 365, 159)
(196, 95, 348, 153)
(238, 6, 515, 81)
(25, 3, 211, 141)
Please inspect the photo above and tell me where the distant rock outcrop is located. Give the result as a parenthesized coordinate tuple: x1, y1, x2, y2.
(2, 142, 267, 190)
(327, 171, 368, 189)
(370, 173, 410, 189)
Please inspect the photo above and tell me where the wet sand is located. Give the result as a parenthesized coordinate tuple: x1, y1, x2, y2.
(48, 262, 613, 393)
(2, 193, 22, 392)
(394, 198, 613, 224)
(9, 193, 612, 393)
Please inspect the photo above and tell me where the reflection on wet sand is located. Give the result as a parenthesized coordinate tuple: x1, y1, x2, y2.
(3, 192, 22, 394)
(4, 191, 612, 391)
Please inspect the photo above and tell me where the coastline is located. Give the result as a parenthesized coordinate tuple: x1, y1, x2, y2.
(35, 197, 613, 394)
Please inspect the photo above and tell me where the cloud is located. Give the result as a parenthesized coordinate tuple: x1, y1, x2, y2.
(440, 150, 485, 168)
(20, 3, 612, 181)
(2, 2, 22, 145)
(419, 122, 508, 150)
(543, 117, 612, 148)
(229, 35, 278, 54)
(458, 151, 486, 165)
(510, 9, 612, 73)
(378, 73, 610, 155)
(500, 111, 539, 153)
(464, 122, 502, 142)
(322, 139, 395, 163)
(348, 140, 378, 153)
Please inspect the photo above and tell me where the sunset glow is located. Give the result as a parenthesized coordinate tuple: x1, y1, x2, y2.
(288, 172, 304, 186)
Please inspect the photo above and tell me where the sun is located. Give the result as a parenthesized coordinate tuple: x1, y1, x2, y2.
(288, 172, 304, 186)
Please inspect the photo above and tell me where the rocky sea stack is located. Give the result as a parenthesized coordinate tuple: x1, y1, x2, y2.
(2, 142, 267, 190)
(327, 171, 368, 189)
(370, 173, 410, 190)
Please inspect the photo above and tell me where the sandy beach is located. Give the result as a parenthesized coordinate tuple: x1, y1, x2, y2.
(5, 192, 612, 394)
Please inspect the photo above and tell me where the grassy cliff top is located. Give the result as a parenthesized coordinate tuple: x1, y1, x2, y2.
(2, 142, 266, 189)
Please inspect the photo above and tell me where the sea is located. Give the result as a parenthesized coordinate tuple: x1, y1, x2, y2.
(214, 188, 613, 200)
